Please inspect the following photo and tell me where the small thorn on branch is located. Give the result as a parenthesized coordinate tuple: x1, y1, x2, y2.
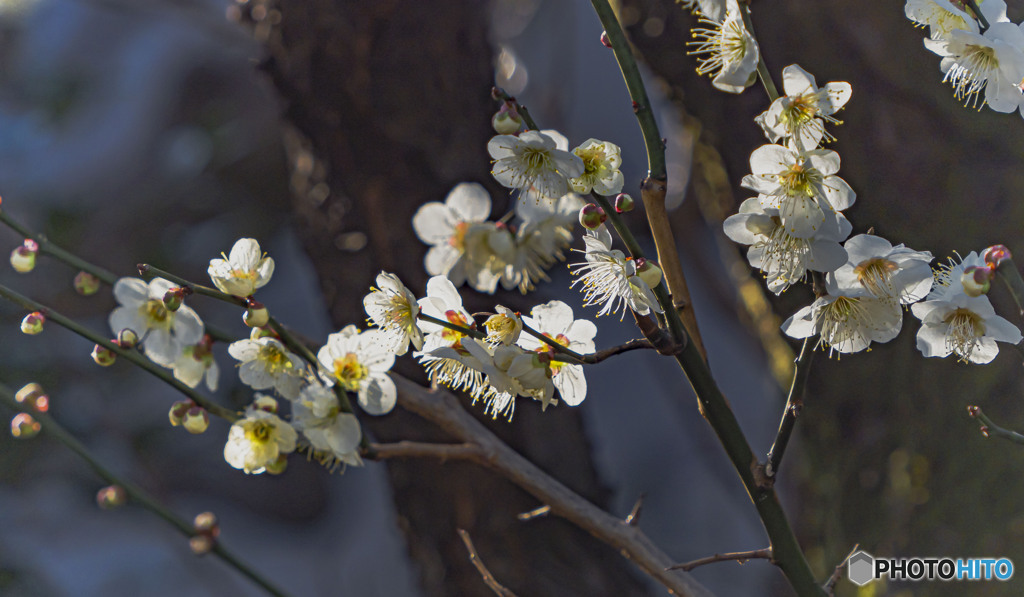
(823, 544, 859, 596)
(457, 528, 518, 597)
(516, 504, 551, 521)
(667, 548, 772, 572)
(624, 493, 646, 526)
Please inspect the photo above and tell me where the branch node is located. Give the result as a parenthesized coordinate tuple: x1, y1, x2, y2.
(624, 493, 646, 526)
(517, 504, 552, 521)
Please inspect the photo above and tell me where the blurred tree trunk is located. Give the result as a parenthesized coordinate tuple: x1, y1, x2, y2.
(241, 1, 649, 595)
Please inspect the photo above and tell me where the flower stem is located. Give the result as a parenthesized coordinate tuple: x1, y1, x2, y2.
(0, 282, 237, 421)
(765, 338, 814, 478)
(139, 264, 247, 307)
(491, 87, 541, 132)
(0, 209, 119, 284)
(519, 323, 587, 363)
(0, 382, 290, 597)
(994, 257, 1024, 318)
(967, 406, 1024, 445)
(964, 0, 990, 32)
(739, 4, 780, 102)
(417, 312, 486, 340)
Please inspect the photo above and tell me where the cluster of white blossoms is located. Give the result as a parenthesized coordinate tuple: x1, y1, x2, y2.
(715, 61, 1022, 361)
(906, 0, 1024, 117)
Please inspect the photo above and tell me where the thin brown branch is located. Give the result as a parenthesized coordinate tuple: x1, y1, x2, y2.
(517, 505, 551, 521)
(625, 493, 645, 526)
(393, 374, 716, 597)
(364, 441, 483, 462)
(668, 548, 772, 572)
(457, 529, 518, 597)
(823, 544, 860, 596)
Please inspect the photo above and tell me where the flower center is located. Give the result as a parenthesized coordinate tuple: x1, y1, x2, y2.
(776, 163, 820, 197)
(332, 352, 368, 391)
(440, 310, 473, 351)
(521, 147, 552, 174)
(141, 299, 173, 329)
(449, 221, 470, 251)
(943, 308, 985, 361)
(247, 420, 273, 444)
(816, 296, 868, 353)
(854, 257, 900, 300)
(689, 15, 749, 78)
(257, 343, 295, 376)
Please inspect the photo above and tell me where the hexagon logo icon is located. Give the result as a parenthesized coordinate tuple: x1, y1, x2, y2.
(847, 551, 875, 586)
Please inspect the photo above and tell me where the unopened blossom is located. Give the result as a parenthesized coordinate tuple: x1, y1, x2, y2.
(782, 290, 903, 356)
(905, 0, 1007, 40)
(741, 144, 855, 239)
(570, 139, 624, 196)
(831, 234, 933, 304)
(228, 337, 305, 400)
(318, 325, 397, 415)
(363, 271, 423, 355)
(755, 64, 852, 150)
(484, 305, 523, 346)
(208, 238, 274, 297)
(292, 383, 363, 468)
(688, 0, 760, 93)
(924, 21, 1024, 112)
(173, 336, 219, 391)
(488, 130, 584, 198)
(108, 277, 204, 367)
(519, 301, 596, 406)
(911, 252, 1022, 363)
(414, 276, 486, 394)
(723, 197, 850, 294)
(570, 226, 663, 319)
(223, 402, 298, 474)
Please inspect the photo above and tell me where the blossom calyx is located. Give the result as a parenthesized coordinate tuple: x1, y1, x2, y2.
(116, 328, 140, 349)
(168, 400, 194, 426)
(20, 312, 45, 335)
(163, 287, 187, 312)
(492, 102, 522, 135)
(182, 406, 210, 434)
(243, 300, 269, 327)
(614, 193, 635, 213)
(635, 258, 664, 289)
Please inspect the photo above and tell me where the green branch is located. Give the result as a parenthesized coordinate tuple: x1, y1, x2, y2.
(738, 4, 780, 102)
(967, 405, 1024, 445)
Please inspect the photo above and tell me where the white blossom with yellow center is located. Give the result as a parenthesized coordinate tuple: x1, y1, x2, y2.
(108, 277, 204, 367)
(924, 22, 1024, 113)
(228, 337, 306, 400)
(688, 0, 760, 94)
(570, 226, 663, 319)
(783, 292, 903, 356)
(518, 300, 596, 407)
(484, 305, 523, 346)
(755, 64, 852, 151)
(905, 0, 1007, 40)
(570, 139, 624, 196)
(488, 130, 584, 199)
(831, 234, 934, 305)
(413, 276, 487, 395)
(363, 271, 423, 356)
(223, 403, 298, 475)
(317, 325, 396, 415)
(292, 383, 363, 469)
(207, 238, 275, 297)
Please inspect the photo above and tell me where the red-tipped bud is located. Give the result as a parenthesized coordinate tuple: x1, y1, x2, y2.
(10, 242, 37, 273)
(163, 287, 185, 312)
(116, 328, 140, 349)
(182, 406, 210, 434)
(91, 344, 117, 367)
(168, 400, 194, 426)
(614, 193, 635, 213)
(980, 426, 990, 438)
(73, 271, 101, 295)
(983, 244, 1011, 267)
(492, 102, 523, 135)
(11, 413, 41, 439)
(243, 300, 269, 327)
(96, 485, 127, 509)
(189, 535, 215, 555)
(961, 265, 992, 297)
(16, 383, 49, 413)
(967, 405, 980, 417)
(600, 31, 612, 48)
(636, 258, 663, 288)
(20, 312, 45, 335)
(579, 203, 607, 230)
(194, 511, 219, 534)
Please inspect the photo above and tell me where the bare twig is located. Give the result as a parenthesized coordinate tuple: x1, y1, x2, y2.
(967, 406, 1024, 445)
(765, 338, 815, 478)
(457, 529, 518, 597)
(668, 548, 772, 572)
(625, 493, 645, 526)
(517, 505, 551, 521)
(823, 544, 860, 596)
(393, 375, 716, 597)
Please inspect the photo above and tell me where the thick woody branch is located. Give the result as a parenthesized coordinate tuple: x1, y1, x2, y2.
(392, 374, 716, 597)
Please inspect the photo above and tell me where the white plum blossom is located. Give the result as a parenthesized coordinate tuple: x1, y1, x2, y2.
(483, 305, 523, 346)
(413, 276, 486, 395)
(911, 252, 1022, 363)
(831, 234, 934, 304)
(228, 337, 306, 400)
(318, 326, 397, 416)
(108, 277, 204, 367)
(570, 226, 663, 319)
(291, 383, 363, 469)
(782, 288, 903, 356)
(223, 402, 298, 474)
(488, 130, 584, 199)
(905, 0, 1007, 40)
(741, 144, 855, 239)
(507, 190, 583, 292)
(439, 338, 556, 418)
(755, 64, 852, 150)
(519, 301, 596, 407)
(363, 271, 423, 356)
(570, 139, 624, 196)
(924, 22, 1024, 112)
(723, 197, 850, 294)
(208, 238, 275, 297)
(680, 0, 727, 22)
(688, 0, 760, 93)
(172, 337, 219, 391)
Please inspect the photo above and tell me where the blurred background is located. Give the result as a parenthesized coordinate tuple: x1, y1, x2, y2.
(0, 0, 1023, 596)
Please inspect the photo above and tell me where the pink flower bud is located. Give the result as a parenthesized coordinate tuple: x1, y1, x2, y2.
(600, 31, 612, 48)
(10, 413, 41, 439)
(182, 406, 210, 434)
(579, 203, 607, 230)
(73, 271, 101, 295)
(492, 102, 523, 135)
(189, 535, 215, 555)
(10, 244, 37, 273)
(636, 258, 663, 289)
(16, 383, 49, 413)
(961, 265, 992, 297)
(96, 485, 127, 509)
(614, 193, 635, 213)
(194, 511, 219, 534)
(243, 300, 269, 327)
(116, 328, 140, 349)
(983, 244, 1011, 267)
(91, 344, 117, 367)
(163, 287, 185, 312)
(20, 312, 45, 335)
(168, 400, 193, 426)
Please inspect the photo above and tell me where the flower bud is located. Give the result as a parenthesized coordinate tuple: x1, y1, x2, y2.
(600, 31, 612, 48)
(96, 485, 127, 509)
(243, 300, 269, 327)
(16, 383, 49, 413)
(491, 102, 523, 135)
(578, 203, 607, 230)
(163, 287, 185, 312)
(11, 413, 41, 439)
(116, 328, 140, 349)
(961, 265, 992, 297)
(614, 193, 635, 213)
(194, 511, 219, 534)
(265, 454, 288, 475)
(182, 406, 210, 434)
(10, 242, 37, 273)
(249, 326, 277, 340)
(20, 312, 45, 335)
(635, 258, 663, 289)
(73, 271, 101, 295)
(983, 244, 1011, 268)
(252, 394, 278, 413)
(91, 344, 117, 367)
(168, 400, 193, 426)
(189, 535, 215, 555)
